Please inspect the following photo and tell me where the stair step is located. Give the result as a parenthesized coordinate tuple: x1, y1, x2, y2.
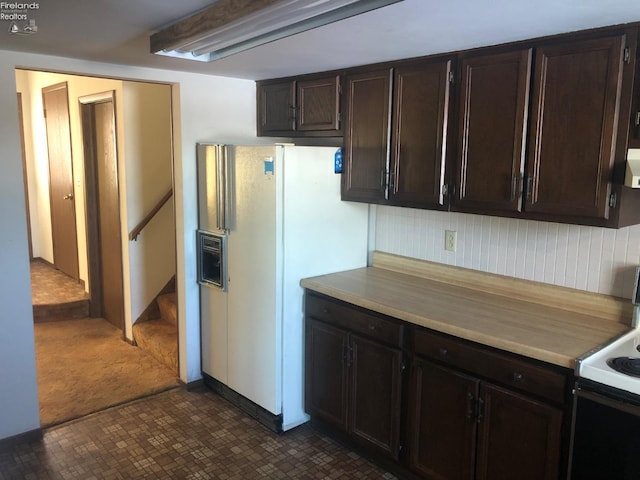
(132, 318, 178, 372)
(157, 293, 177, 326)
(33, 299, 90, 322)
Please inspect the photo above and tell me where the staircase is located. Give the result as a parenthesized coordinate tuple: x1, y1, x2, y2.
(132, 293, 178, 373)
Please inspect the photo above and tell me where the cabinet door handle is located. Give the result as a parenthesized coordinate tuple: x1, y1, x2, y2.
(513, 371, 525, 383)
(438, 347, 448, 356)
(367, 324, 377, 331)
(476, 397, 485, 423)
(525, 174, 533, 201)
(466, 393, 475, 419)
(510, 174, 521, 201)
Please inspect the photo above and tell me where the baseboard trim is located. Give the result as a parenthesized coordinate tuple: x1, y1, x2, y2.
(202, 373, 283, 434)
(183, 378, 204, 391)
(0, 428, 42, 448)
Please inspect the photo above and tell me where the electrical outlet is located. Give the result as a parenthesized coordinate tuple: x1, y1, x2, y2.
(445, 230, 457, 252)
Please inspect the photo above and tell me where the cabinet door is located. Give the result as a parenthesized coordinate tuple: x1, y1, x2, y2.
(409, 359, 478, 480)
(297, 76, 340, 131)
(526, 34, 626, 219)
(390, 60, 452, 208)
(455, 49, 532, 213)
(476, 383, 563, 480)
(349, 334, 403, 459)
(258, 81, 295, 134)
(305, 319, 349, 431)
(342, 69, 392, 202)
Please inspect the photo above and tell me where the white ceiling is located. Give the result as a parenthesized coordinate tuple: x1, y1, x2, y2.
(0, 0, 639, 80)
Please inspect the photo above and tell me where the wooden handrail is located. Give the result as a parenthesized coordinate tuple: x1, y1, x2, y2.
(128, 189, 173, 241)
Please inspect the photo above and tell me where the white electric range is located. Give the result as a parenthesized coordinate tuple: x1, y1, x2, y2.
(570, 268, 640, 480)
(577, 325, 640, 397)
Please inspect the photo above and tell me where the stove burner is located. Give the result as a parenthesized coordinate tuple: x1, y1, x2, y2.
(607, 357, 640, 378)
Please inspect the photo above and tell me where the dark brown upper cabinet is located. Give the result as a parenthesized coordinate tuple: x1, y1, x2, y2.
(257, 81, 295, 133)
(526, 34, 627, 221)
(342, 58, 453, 208)
(342, 69, 392, 203)
(390, 60, 452, 208)
(259, 23, 640, 228)
(453, 49, 532, 214)
(256, 75, 341, 137)
(453, 29, 639, 227)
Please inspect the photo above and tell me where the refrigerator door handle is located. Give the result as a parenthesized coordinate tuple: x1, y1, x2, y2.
(215, 145, 226, 231)
(222, 146, 231, 231)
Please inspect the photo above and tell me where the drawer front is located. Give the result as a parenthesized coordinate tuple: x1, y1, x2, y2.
(306, 293, 403, 347)
(413, 328, 569, 404)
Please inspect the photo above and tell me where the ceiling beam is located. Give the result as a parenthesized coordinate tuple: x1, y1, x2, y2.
(150, 0, 281, 53)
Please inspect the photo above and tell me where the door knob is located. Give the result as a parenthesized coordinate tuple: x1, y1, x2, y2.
(63, 193, 74, 200)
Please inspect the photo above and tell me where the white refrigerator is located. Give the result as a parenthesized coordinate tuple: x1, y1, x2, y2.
(197, 144, 369, 432)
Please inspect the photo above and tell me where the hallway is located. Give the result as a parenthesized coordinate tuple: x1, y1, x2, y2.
(31, 261, 179, 426)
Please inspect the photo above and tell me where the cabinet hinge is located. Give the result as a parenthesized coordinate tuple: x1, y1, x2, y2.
(401, 360, 407, 373)
(609, 192, 617, 209)
(441, 184, 449, 196)
(624, 47, 631, 64)
(448, 71, 454, 84)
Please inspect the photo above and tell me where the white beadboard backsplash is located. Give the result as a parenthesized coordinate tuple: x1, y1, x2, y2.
(373, 206, 640, 299)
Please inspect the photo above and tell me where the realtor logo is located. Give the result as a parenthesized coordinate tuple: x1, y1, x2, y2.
(1, 2, 39, 35)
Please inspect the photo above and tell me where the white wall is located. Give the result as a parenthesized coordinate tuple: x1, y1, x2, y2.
(374, 206, 640, 299)
(121, 81, 175, 340)
(0, 49, 255, 440)
(0, 62, 41, 440)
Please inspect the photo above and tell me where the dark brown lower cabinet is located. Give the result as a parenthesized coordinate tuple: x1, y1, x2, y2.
(304, 292, 571, 480)
(305, 320, 348, 431)
(305, 311, 403, 459)
(349, 334, 403, 457)
(409, 360, 477, 480)
(476, 383, 563, 480)
(409, 358, 565, 480)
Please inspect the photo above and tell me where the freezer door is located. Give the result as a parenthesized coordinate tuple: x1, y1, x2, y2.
(197, 143, 227, 232)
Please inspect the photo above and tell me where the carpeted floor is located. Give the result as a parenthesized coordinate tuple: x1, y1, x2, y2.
(30, 260, 87, 305)
(34, 317, 180, 427)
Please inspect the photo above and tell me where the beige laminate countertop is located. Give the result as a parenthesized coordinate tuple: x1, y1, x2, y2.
(301, 254, 633, 370)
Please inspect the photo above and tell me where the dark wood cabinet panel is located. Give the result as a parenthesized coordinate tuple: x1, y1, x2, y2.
(475, 384, 563, 480)
(342, 69, 392, 202)
(409, 359, 478, 480)
(305, 293, 573, 480)
(304, 293, 404, 460)
(526, 34, 626, 220)
(257, 75, 341, 136)
(390, 60, 452, 208)
(297, 76, 340, 131)
(454, 49, 532, 213)
(257, 81, 295, 134)
(304, 318, 348, 431)
(349, 334, 403, 458)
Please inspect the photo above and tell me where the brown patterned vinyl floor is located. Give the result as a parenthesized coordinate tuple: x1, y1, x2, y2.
(0, 388, 397, 480)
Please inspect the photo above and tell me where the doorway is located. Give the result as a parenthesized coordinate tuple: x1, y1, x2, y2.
(18, 70, 179, 426)
(80, 91, 125, 331)
(42, 82, 80, 280)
